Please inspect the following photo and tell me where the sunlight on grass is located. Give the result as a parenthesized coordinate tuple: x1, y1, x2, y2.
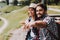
(0, 20, 3, 27)
(0, 6, 28, 40)
(0, 6, 23, 13)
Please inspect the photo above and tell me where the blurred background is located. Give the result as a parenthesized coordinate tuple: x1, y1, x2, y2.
(0, 0, 60, 40)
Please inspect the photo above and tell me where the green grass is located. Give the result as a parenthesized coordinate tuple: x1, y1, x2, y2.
(0, 5, 23, 13)
(0, 6, 28, 40)
(0, 20, 3, 27)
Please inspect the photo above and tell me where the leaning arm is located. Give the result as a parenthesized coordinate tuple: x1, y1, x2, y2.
(30, 17, 54, 28)
(35, 20, 47, 28)
(29, 20, 47, 28)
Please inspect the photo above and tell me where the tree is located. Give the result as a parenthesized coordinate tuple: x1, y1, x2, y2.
(35, 0, 41, 3)
(13, 0, 18, 6)
(6, 0, 9, 5)
(31, 0, 41, 3)
(54, 0, 59, 5)
(24, 0, 31, 5)
(47, 0, 51, 5)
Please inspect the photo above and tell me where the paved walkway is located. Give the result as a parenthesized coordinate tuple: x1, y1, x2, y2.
(9, 26, 28, 40)
(0, 16, 9, 34)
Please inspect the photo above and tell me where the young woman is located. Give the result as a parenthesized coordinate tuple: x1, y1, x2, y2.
(24, 3, 39, 40)
(20, 3, 39, 40)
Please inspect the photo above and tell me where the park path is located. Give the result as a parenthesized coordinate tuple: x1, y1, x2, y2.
(9, 26, 28, 40)
(0, 16, 9, 34)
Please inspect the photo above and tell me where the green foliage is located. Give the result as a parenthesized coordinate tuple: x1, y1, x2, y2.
(31, 0, 35, 3)
(0, 20, 3, 27)
(6, 0, 9, 5)
(47, 0, 60, 5)
(18, 0, 31, 5)
(13, 0, 18, 6)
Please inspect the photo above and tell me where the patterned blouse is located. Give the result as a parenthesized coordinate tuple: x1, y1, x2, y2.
(38, 16, 58, 40)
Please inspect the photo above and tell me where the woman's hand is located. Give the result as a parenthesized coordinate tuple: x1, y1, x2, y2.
(23, 23, 30, 30)
(19, 21, 25, 25)
(29, 20, 47, 28)
(28, 21, 38, 28)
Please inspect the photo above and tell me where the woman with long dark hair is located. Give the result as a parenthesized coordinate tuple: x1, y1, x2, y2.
(24, 3, 39, 40)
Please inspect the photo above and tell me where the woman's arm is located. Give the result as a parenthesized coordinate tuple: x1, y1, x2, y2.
(36, 20, 47, 28)
(19, 21, 25, 25)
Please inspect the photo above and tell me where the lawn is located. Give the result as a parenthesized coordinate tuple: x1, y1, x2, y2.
(0, 6, 28, 40)
(0, 20, 3, 27)
(0, 5, 24, 13)
(0, 5, 60, 40)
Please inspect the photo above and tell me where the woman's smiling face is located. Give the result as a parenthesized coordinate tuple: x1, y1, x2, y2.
(28, 8, 35, 17)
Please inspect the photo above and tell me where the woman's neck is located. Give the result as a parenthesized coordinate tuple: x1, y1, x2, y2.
(32, 16, 35, 20)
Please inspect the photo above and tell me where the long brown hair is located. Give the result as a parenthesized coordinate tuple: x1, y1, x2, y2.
(28, 7, 38, 21)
